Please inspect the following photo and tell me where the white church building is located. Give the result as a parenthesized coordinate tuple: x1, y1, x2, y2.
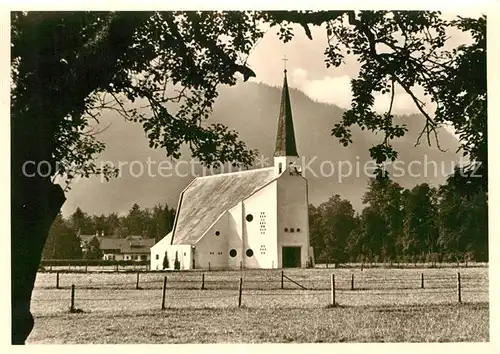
(150, 69, 314, 270)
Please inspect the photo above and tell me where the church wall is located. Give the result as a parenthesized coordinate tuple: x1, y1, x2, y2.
(276, 172, 310, 268)
(176, 245, 194, 269)
(151, 244, 192, 270)
(150, 233, 171, 270)
(241, 181, 278, 269)
(227, 203, 244, 269)
(194, 212, 231, 269)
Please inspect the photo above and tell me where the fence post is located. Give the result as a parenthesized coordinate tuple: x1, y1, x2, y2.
(136, 272, 140, 290)
(240, 261, 243, 270)
(201, 273, 205, 290)
(70, 284, 75, 312)
(351, 274, 354, 291)
(208, 262, 211, 271)
(330, 274, 336, 307)
(281, 271, 284, 289)
(161, 276, 167, 310)
(238, 277, 243, 307)
(421, 273, 424, 289)
(115, 263, 119, 272)
(85, 263, 88, 273)
(457, 272, 462, 303)
(56, 271, 60, 289)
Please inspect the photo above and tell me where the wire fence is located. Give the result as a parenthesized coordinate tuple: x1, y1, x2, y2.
(31, 268, 489, 315)
(38, 261, 489, 274)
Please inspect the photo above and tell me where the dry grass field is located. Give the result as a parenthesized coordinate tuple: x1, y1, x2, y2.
(27, 266, 489, 343)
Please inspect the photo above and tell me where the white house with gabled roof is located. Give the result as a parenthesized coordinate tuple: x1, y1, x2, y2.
(150, 69, 314, 270)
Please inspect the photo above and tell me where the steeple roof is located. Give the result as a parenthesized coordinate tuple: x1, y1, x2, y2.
(274, 69, 299, 157)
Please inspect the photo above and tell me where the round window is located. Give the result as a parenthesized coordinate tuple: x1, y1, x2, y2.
(229, 249, 237, 258)
(284, 228, 289, 232)
(246, 214, 253, 222)
(215, 231, 220, 236)
(246, 249, 254, 257)
(297, 228, 301, 232)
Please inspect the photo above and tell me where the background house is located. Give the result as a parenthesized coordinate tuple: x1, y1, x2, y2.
(80, 234, 155, 261)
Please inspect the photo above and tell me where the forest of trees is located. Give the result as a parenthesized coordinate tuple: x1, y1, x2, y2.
(42, 203, 176, 259)
(310, 169, 488, 266)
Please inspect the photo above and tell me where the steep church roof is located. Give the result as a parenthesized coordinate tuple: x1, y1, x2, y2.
(274, 69, 299, 157)
(171, 167, 277, 245)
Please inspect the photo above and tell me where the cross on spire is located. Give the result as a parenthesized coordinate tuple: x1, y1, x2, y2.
(282, 55, 288, 73)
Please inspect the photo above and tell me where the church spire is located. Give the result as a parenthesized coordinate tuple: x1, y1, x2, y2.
(274, 68, 299, 157)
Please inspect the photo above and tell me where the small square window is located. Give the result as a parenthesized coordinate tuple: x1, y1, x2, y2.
(290, 228, 295, 232)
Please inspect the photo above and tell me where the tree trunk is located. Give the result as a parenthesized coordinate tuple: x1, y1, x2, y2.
(11, 104, 66, 344)
(11, 179, 65, 344)
(10, 11, 153, 343)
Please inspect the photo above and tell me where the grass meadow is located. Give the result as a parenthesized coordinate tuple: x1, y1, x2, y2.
(27, 266, 489, 343)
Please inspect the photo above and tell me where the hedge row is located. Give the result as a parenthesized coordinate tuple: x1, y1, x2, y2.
(40, 259, 149, 267)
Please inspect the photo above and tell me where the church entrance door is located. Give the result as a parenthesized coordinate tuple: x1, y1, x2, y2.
(282, 246, 301, 268)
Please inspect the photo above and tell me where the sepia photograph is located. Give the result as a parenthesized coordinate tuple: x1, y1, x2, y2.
(8, 4, 493, 346)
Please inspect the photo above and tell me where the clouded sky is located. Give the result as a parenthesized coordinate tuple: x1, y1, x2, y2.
(243, 11, 484, 118)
